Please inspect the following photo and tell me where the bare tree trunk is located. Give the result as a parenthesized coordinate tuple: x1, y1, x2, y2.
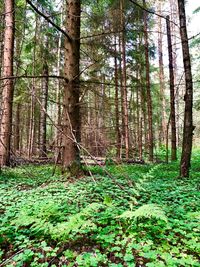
(166, 16, 177, 161)
(170, 0, 180, 146)
(143, 0, 153, 161)
(28, 16, 38, 158)
(62, 0, 81, 173)
(114, 36, 121, 160)
(120, 0, 129, 159)
(14, 103, 20, 153)
(136, 65, 142, 160)
(0, 0, 14, 166)
(39, 63, 48, 157)
(178, 0, 194, 177)
(157, 1, 167, 143)
(118, 35, 124, 158)
(55, 5, 63, 162)
(28, 81, 36, 158)
(0, 9, 4, 83)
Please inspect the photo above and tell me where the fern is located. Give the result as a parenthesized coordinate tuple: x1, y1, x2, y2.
(50, 203, 103, 240)
(118, 204, 168, 223)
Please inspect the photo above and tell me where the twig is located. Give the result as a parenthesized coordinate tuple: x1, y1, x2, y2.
(0, 249, 24, 266)
(128, 0, 179, 27)
(26, 0, 72, 42)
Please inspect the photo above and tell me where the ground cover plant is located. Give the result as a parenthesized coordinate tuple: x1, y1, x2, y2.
(0, 153, 200, 266)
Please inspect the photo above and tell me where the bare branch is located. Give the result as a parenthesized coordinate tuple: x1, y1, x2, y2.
(26, 0, 72, 42)
(128, 0, 179, 27)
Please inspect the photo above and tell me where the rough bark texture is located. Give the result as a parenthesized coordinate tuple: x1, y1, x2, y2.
(143, 0, 153, 161)
(178, 0, 194, 177)
(166, 16, 177, 161)
(62, 0, 81, 170)
(0, 0, 14, 166)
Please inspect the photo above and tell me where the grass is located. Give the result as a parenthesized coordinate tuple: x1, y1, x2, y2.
(0, 154, 199, 266)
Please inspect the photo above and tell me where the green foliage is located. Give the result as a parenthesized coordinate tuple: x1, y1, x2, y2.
(118, 204, 168, 223)
(0, 156, 200, 266)
(193, 6, 200, 14)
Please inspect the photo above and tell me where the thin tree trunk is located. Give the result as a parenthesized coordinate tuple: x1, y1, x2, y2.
(178, 0, 194, 177)
(114, 36, 121, 160)
(120, 0, 129, 159)
(166, 15, 177, 161)
(118, 35, 124, 158)
(136, 64, 142, 160)
(157, 1, 167, 144)
(28, 16, 38, 158)
(62, 0, 81, 173)
(39, 63, 48, 157)
(0, 0, 14, 166)
(143, 0, 153, 161)
(170, 0, 180, 146)
(55, 5, 63, 162)
(139, 59, 147, 154)
(14, 103, 20, 152)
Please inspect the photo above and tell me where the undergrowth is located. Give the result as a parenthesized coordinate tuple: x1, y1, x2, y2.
(0, 155, 199, 266)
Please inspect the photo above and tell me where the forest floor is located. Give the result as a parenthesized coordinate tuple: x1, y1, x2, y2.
(0, 152, 200, 267)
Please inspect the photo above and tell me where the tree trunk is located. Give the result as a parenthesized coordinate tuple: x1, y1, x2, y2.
(28, 16, 38, 159)
(136, 62, 142, 160)
(170, 0, 180, 146)
(114, 36, 121, 160)
(62, 0, 81, 173)
(166, 16, 177, 161)
(178, 0, 194, 177)
(157, 1, 167, 144)
(39, 63, 48, 157)
(55, 5, 63, 162)
(14, 103, 20, 153)
(143, 0, 153, 161)
(0, 0, 14, 166)
(120, 0, 129, 159)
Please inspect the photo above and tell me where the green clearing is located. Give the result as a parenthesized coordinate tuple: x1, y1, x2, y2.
(0, 153, 200, 266)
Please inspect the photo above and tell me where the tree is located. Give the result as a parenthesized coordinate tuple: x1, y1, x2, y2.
(178, 0, 194, 177)
(143, 0, 154, 161)
(157, 0, 167, 144)
(120, 0, 129, 159)
(166, 15, 177, 161)
(62, 0, 81, 172)
(0, 0, 15, 166)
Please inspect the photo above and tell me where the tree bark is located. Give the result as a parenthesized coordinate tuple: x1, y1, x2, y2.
(143, 0, 153, 161)
(55, 8, 63, 162)
(14, 103, 20, 153)
(178, 0, 194, 177)
(62, 0, 81, 173)
(170, 0, 180, 146)
(120, 0, 129, 159)
(166, 15, 177, 161)
(157, 1, 167, 144)
(28, 15, 39, 158)
(39, 63, 48, 157)
(0, 0, 14, 166)
(114, 36, 121, 160)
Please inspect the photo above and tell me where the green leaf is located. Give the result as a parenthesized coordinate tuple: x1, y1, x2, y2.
(118, 204, 168, 223)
